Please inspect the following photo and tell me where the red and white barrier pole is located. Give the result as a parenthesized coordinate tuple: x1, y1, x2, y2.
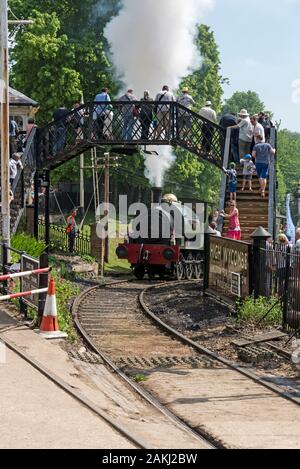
(0, 288, 48, 301)
(0, 267, 50, 282)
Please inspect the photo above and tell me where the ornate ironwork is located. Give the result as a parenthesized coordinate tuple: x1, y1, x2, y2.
(37, 101, 226, 170)
(38, 219, 91, 256)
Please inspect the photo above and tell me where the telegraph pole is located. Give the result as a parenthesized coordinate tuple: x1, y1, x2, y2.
(0, 0, 10, 249)
(0, 2, 33, 249)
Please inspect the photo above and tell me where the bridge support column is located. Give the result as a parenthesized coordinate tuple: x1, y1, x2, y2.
(34, 171, 39, 240)
(44, 170, 50, 252)
(251, 226, 272, 298)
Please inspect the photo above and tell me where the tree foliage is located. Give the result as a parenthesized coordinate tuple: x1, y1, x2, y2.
(11, 10, 82, 123)
(9, 0, 121, 123)
(277, 129, 300, 214)
(167, 24, 224, 203)
(180, 24, 224, 114)
(222, 90, 266, 117)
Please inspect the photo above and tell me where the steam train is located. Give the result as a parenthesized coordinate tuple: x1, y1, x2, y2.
(116, 187, 211, 280)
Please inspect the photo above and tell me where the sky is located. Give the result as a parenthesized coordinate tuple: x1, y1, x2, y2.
(204, 0, 300, 132)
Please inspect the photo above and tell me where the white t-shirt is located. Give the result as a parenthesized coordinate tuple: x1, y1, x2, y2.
(253, 123, 265, 144)
(155, 91, 175, 112)
(238, 117, 253, 142)
(199, 106, 217, 123)
(295, 239, 300, 252)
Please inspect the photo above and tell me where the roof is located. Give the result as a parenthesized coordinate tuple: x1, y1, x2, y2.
(9, 87, 38, 107)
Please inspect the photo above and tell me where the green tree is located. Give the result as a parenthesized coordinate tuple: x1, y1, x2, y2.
(9, 0, 121, 121)
(180, 24, 224, 113)
(11, 10, 82, 123)
(277, 129, 300, 214)
(222, 90, 265, 117)
(167, 24, 224, 203)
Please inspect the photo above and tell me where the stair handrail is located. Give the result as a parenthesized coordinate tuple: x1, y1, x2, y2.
(217, 127, 232, 233)
(268, 127, 277, 239)
(11, 127, 37, 194)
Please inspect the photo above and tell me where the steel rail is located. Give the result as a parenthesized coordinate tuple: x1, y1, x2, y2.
(139, 281, 300, 407)
(72, 280, 219, 449)
(0, 334, 150, 449)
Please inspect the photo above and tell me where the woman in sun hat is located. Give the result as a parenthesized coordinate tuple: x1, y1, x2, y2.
(230, 109, 254, 160)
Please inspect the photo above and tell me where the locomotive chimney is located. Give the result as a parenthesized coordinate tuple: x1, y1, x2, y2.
(151, 187, 162, 205)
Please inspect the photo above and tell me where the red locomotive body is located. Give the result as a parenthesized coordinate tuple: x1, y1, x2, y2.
(117, 244, 180, 266)
(116, 188, 209, 280)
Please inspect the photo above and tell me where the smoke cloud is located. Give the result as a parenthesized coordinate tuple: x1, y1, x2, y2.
(105, 0, 215, 186)
(143, 146, 175, 187)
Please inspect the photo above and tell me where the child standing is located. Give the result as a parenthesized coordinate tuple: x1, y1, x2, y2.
(223, 162, 237, 202)
(240, 154, 256, 191)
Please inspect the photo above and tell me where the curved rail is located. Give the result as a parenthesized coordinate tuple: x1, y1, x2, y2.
(139, 282, 300, 407)
(72, 280, 219, 449)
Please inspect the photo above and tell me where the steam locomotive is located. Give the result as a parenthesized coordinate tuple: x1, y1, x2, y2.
(116, 187, 210, 280)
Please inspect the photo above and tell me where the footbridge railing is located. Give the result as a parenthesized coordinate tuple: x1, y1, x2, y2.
(37, 101, 226, 170)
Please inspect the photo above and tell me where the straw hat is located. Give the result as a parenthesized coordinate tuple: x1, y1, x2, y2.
(238, 109, 249, 117)
(205, 100, 212, 106)
(182, 87, 189, 93)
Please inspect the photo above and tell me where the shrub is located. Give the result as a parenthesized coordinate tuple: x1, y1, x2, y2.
(51, 269, 80, 340)
(236, 295, 282, 326)
(11, 233, 46, 259)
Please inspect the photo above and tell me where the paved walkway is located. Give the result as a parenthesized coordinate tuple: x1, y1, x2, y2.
(0, 308, 207, 449)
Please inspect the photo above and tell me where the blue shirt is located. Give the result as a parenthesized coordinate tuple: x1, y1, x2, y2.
(253, 143, 273, 164)
(226, 169, 237, 184)
(94, 92, 111, 115)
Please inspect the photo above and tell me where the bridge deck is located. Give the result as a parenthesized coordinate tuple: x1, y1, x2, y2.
(37, 101, 226, 170)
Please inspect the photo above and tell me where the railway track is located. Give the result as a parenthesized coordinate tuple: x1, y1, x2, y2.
(73, 279, 300, 449)
(140, 282, 300, 406)
(0, 332, 149, 449)
(73, 280, 219, 449)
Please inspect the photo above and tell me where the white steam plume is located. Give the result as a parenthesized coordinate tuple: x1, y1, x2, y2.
(144, 146, 175, 187)
(105, 0, 215, 186)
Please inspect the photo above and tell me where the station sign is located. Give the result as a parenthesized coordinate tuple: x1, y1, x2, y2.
(206, 237, 252, 303)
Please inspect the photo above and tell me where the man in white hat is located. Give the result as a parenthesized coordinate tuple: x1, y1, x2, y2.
(199, 100, 217, 154)
(177, 87, 195, 140)
(199, 100, 217, 123)
(230, 109, 253, 160)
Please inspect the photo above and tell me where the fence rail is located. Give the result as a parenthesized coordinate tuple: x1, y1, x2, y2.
(38, 219, 91, 256)
(258, 243, 300, 332)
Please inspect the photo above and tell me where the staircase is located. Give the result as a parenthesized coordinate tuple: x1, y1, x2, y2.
(0, 129, 36, 236)
(222, 169, 269, 242)
(220, 130, 277, 242)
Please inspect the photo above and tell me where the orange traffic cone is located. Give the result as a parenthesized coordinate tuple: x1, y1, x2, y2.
(39, 277, 67, 339)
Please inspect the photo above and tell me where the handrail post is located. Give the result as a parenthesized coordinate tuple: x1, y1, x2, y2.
(1, 243, 8, 294)
(268, 127, 277, 239)
(218, 127, 231, 233)
(38, 252, 48, 322)
(203, 226, 216, 293)
(251, 227, 272, 298)
(282, 246, 291, 329)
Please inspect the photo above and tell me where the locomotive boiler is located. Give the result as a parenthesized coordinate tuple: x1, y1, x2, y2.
(116, 187, 210, 280)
